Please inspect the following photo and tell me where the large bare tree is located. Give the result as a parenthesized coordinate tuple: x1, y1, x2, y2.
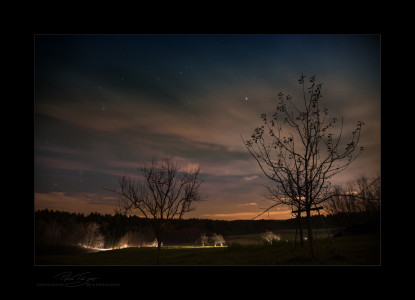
(106, 154, 203, 263)
(243, 74, 365, 257)
(325, 174, 380, 232)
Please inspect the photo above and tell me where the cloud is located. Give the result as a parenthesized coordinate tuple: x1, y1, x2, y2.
(243, 175, 259, 182)
(177, 161, 201, 173)
(237, 202, 258, 206)
(201, 209, 292, 220)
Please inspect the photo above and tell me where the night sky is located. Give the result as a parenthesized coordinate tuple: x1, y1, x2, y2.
(34, 34, 381, 220)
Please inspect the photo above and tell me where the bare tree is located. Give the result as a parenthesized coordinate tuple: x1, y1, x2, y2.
(200, 233, 209, 247)
(106, 154, 203, 263)
(325, 174, 380, 231)
(243, 74, 365, 257)
(353, 174, 381, 220)
(261, 230, 281, 245)
(211, 233, 225, 247)
(81, 222, 104, 250)
(45, 220, 61, 253)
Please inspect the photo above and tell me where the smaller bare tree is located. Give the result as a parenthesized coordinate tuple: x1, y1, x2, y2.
(45, 220, 61, 253)
(325, 174, 380, 231)
(146, 238, 162, 247)
(261, 230, 281, 245)
(211, 233, 225, 247)
(200, 233, 209, 247)
(106, 154, 203, 263)
(81, 222, 104, 250)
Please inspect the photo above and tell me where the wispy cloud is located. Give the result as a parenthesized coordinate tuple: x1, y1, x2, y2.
(201, 210, 292, 220)
(237, 202, 258, 207)
(243, 175, 259, 182)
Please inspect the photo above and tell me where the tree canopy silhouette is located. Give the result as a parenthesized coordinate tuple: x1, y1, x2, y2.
(243, 74, 365, 256)
(106, 154, 203, 263)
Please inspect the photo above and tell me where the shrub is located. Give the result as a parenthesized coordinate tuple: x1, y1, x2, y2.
(261, 230, 281, 245)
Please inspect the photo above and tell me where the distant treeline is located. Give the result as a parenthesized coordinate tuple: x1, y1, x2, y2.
(35, 208, 378, 254)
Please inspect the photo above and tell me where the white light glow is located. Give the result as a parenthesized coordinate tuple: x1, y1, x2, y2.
(78, 243, 131, 252)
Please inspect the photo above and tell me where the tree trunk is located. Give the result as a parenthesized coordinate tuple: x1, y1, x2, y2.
(306, 208, 314, 257)
(153, 221, 165, 265)
(154, 225, 163, 265)
(297, 211, 304, 247)
(294, 220, 298, 247)
(156, 239, 162, 265)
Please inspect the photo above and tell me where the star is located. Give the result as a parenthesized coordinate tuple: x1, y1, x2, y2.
(243, 97, 248, 102)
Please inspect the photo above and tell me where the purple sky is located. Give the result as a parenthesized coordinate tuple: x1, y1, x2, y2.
(34, 34, 381, 220)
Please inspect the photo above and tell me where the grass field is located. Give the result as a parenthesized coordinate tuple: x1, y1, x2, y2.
(226, 228, 333, 245)
(35, 233, 380, 265)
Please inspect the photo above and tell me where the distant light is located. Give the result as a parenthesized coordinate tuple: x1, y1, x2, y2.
(78, 243, 130, 252)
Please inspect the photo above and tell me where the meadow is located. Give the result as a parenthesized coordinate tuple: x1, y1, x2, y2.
(35, 233, 380, 265)
(226, 228, 333, 245)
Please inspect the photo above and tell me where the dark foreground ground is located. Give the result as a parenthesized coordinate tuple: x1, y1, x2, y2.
(35, 234, 380, 265)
